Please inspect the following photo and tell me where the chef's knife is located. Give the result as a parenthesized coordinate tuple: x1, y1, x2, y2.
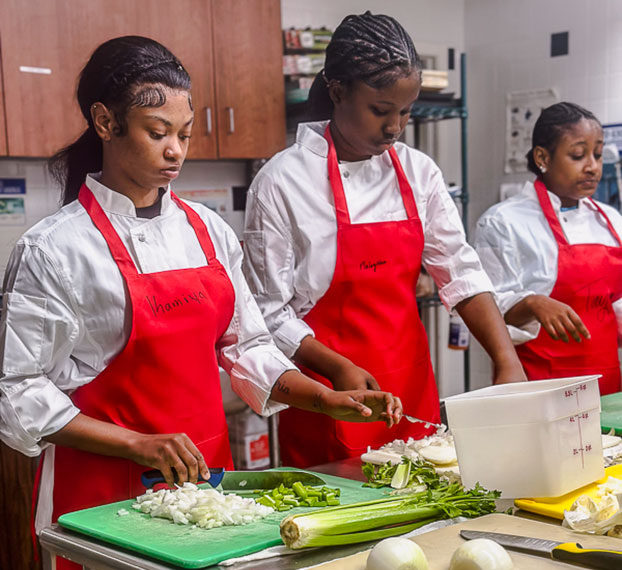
(460, 530, 622, 569)
(404, 414, 445, 430)
(141, 469, 326, 491)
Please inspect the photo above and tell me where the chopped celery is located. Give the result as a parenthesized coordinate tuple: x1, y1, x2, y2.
(253, 482, 341, 510)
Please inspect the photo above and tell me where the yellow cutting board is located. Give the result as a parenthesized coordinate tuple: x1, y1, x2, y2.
(513, 463, 622, 520)
(314, 513, 622, 569)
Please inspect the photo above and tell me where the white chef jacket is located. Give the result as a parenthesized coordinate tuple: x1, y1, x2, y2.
(0, 174, 291, 457)
(474, 181, 622, 344)
(243, 120, 494, 358)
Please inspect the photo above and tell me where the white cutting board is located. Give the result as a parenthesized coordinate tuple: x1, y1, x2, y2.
(314, 513, 622, 569)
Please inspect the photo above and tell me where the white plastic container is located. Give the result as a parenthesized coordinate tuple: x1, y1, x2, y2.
(444, 376, 604, 498)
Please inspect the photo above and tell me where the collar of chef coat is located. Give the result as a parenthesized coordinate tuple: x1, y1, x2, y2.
(85, 173, 173, 217)
(295, 120, 394, 169)
(524, 180, 598, 215)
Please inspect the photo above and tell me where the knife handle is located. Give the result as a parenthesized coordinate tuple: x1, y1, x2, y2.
(552, 542, 622, 570)
(141, 467, 225, 488)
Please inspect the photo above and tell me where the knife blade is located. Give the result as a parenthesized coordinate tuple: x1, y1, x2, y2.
(403, 414, 445, 431)
(460, 530, 622, 569)
(220, 470, 326, 492)
(141, 469, 326, 491)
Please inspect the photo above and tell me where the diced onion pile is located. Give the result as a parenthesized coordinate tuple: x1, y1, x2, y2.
(132, 482, 274, 528)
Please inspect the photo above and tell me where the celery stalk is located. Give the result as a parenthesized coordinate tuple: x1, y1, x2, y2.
(280, 481, 500, 549)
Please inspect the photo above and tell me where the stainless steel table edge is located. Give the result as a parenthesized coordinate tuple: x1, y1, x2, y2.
(39, 525, 177, 570)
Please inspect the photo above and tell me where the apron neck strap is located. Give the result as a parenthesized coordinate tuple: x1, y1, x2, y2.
(170, 192, 218, 260)
(534, 178, 570, 245)
(588, 197, 622, 247)
(534, 178, 622, 247)
(388, 146, 419, 220)
(324, 124, 419, 225)
(79, 184, 139, 277)
(78, 185, 219, 281)
(324, 125, 351, 225)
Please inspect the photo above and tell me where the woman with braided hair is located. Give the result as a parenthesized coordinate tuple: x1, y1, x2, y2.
(0, 36, 403, 566)
(475, 102, 622, 395)
(243, 12, 526, 468)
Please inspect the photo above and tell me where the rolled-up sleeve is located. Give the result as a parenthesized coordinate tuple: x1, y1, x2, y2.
(243, 173, 314, 358)
(0, 244, 81, 456)
(473, 215, 541, 344)
(421, 168, 494, 309)
(217, 224, 296, 416)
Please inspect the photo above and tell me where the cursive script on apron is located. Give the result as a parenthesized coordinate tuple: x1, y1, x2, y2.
(146, 291, 208, 317)
(359, 260, 387, 272)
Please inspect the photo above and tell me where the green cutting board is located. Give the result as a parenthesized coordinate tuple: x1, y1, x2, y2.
(601, 392, 622, 434)
(58, 470, 386, 568)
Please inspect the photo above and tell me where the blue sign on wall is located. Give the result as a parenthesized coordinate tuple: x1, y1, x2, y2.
(604, 124, 622, 156)
(0, 178, 26, 194)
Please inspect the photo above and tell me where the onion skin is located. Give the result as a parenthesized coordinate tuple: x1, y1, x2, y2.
(366, 537, 429, 570)
(449, 539, 514, 570)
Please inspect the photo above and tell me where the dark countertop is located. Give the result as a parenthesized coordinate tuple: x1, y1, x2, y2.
(310, 455, 368, 482)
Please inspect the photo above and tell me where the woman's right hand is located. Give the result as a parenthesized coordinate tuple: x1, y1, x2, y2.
(319, 389, 402, 427)
(525, 294, 590, 343)
(127, 432, 211, 487)
(44, 414, 210, 487)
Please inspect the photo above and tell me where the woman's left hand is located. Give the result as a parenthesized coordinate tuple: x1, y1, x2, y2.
(331, 363, 380, 391)
(320, 390, 403, 427)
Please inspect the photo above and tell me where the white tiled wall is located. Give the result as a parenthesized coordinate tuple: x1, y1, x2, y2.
(465, 0, 622, 389)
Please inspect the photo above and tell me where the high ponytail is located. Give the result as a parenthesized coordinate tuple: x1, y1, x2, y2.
(48, 35, 191, 205)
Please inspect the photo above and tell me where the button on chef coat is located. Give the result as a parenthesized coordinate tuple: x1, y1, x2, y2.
(243, 120, 494, 358)
(0, 174, 292, 456)
(474, 181, 622, 344)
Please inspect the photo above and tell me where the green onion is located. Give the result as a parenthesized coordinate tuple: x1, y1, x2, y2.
(280, 481, 500, 549)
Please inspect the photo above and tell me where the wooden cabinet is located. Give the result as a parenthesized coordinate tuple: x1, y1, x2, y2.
(0, 0, 285, 159)
(212, 0, 286, 159)
(0, 58, 6, 155)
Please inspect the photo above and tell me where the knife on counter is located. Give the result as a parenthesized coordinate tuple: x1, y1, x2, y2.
(460, 530, 622, 569)
(141, 469, 326, 492)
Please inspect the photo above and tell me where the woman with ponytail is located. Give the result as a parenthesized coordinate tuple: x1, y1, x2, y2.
(0, 36, 402, 568)
(243, 12, 525, 468)
(475, 102, 622, 395)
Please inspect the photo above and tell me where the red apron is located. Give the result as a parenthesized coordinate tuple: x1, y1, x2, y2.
(48, 185, 235, 569)
(516, 179, 622, 395)
(279, 126, 440, 468)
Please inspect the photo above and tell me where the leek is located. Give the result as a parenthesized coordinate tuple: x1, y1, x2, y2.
(280, 482, 499, 549)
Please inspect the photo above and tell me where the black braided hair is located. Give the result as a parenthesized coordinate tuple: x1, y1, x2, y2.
(49, 36, 191, 204)
(526, 102, 601, 175)
(307, 11, 421, 121)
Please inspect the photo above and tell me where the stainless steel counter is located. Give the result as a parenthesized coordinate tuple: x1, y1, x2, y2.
(38, 458, 532, 570)
(39, 458, 378, 570)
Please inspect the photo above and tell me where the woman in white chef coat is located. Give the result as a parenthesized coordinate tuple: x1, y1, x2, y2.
(243, 12, 526, 468)
(475, 102, 622, 395)
(0, 36, 403, 568)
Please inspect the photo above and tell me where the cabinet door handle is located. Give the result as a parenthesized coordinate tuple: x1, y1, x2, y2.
(205, 107, 212, 134)
(227, 107, 235, 134)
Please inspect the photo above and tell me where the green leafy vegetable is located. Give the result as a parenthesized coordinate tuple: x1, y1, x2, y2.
(280, 479, 500, 548)
(363, 457, 441, 490)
